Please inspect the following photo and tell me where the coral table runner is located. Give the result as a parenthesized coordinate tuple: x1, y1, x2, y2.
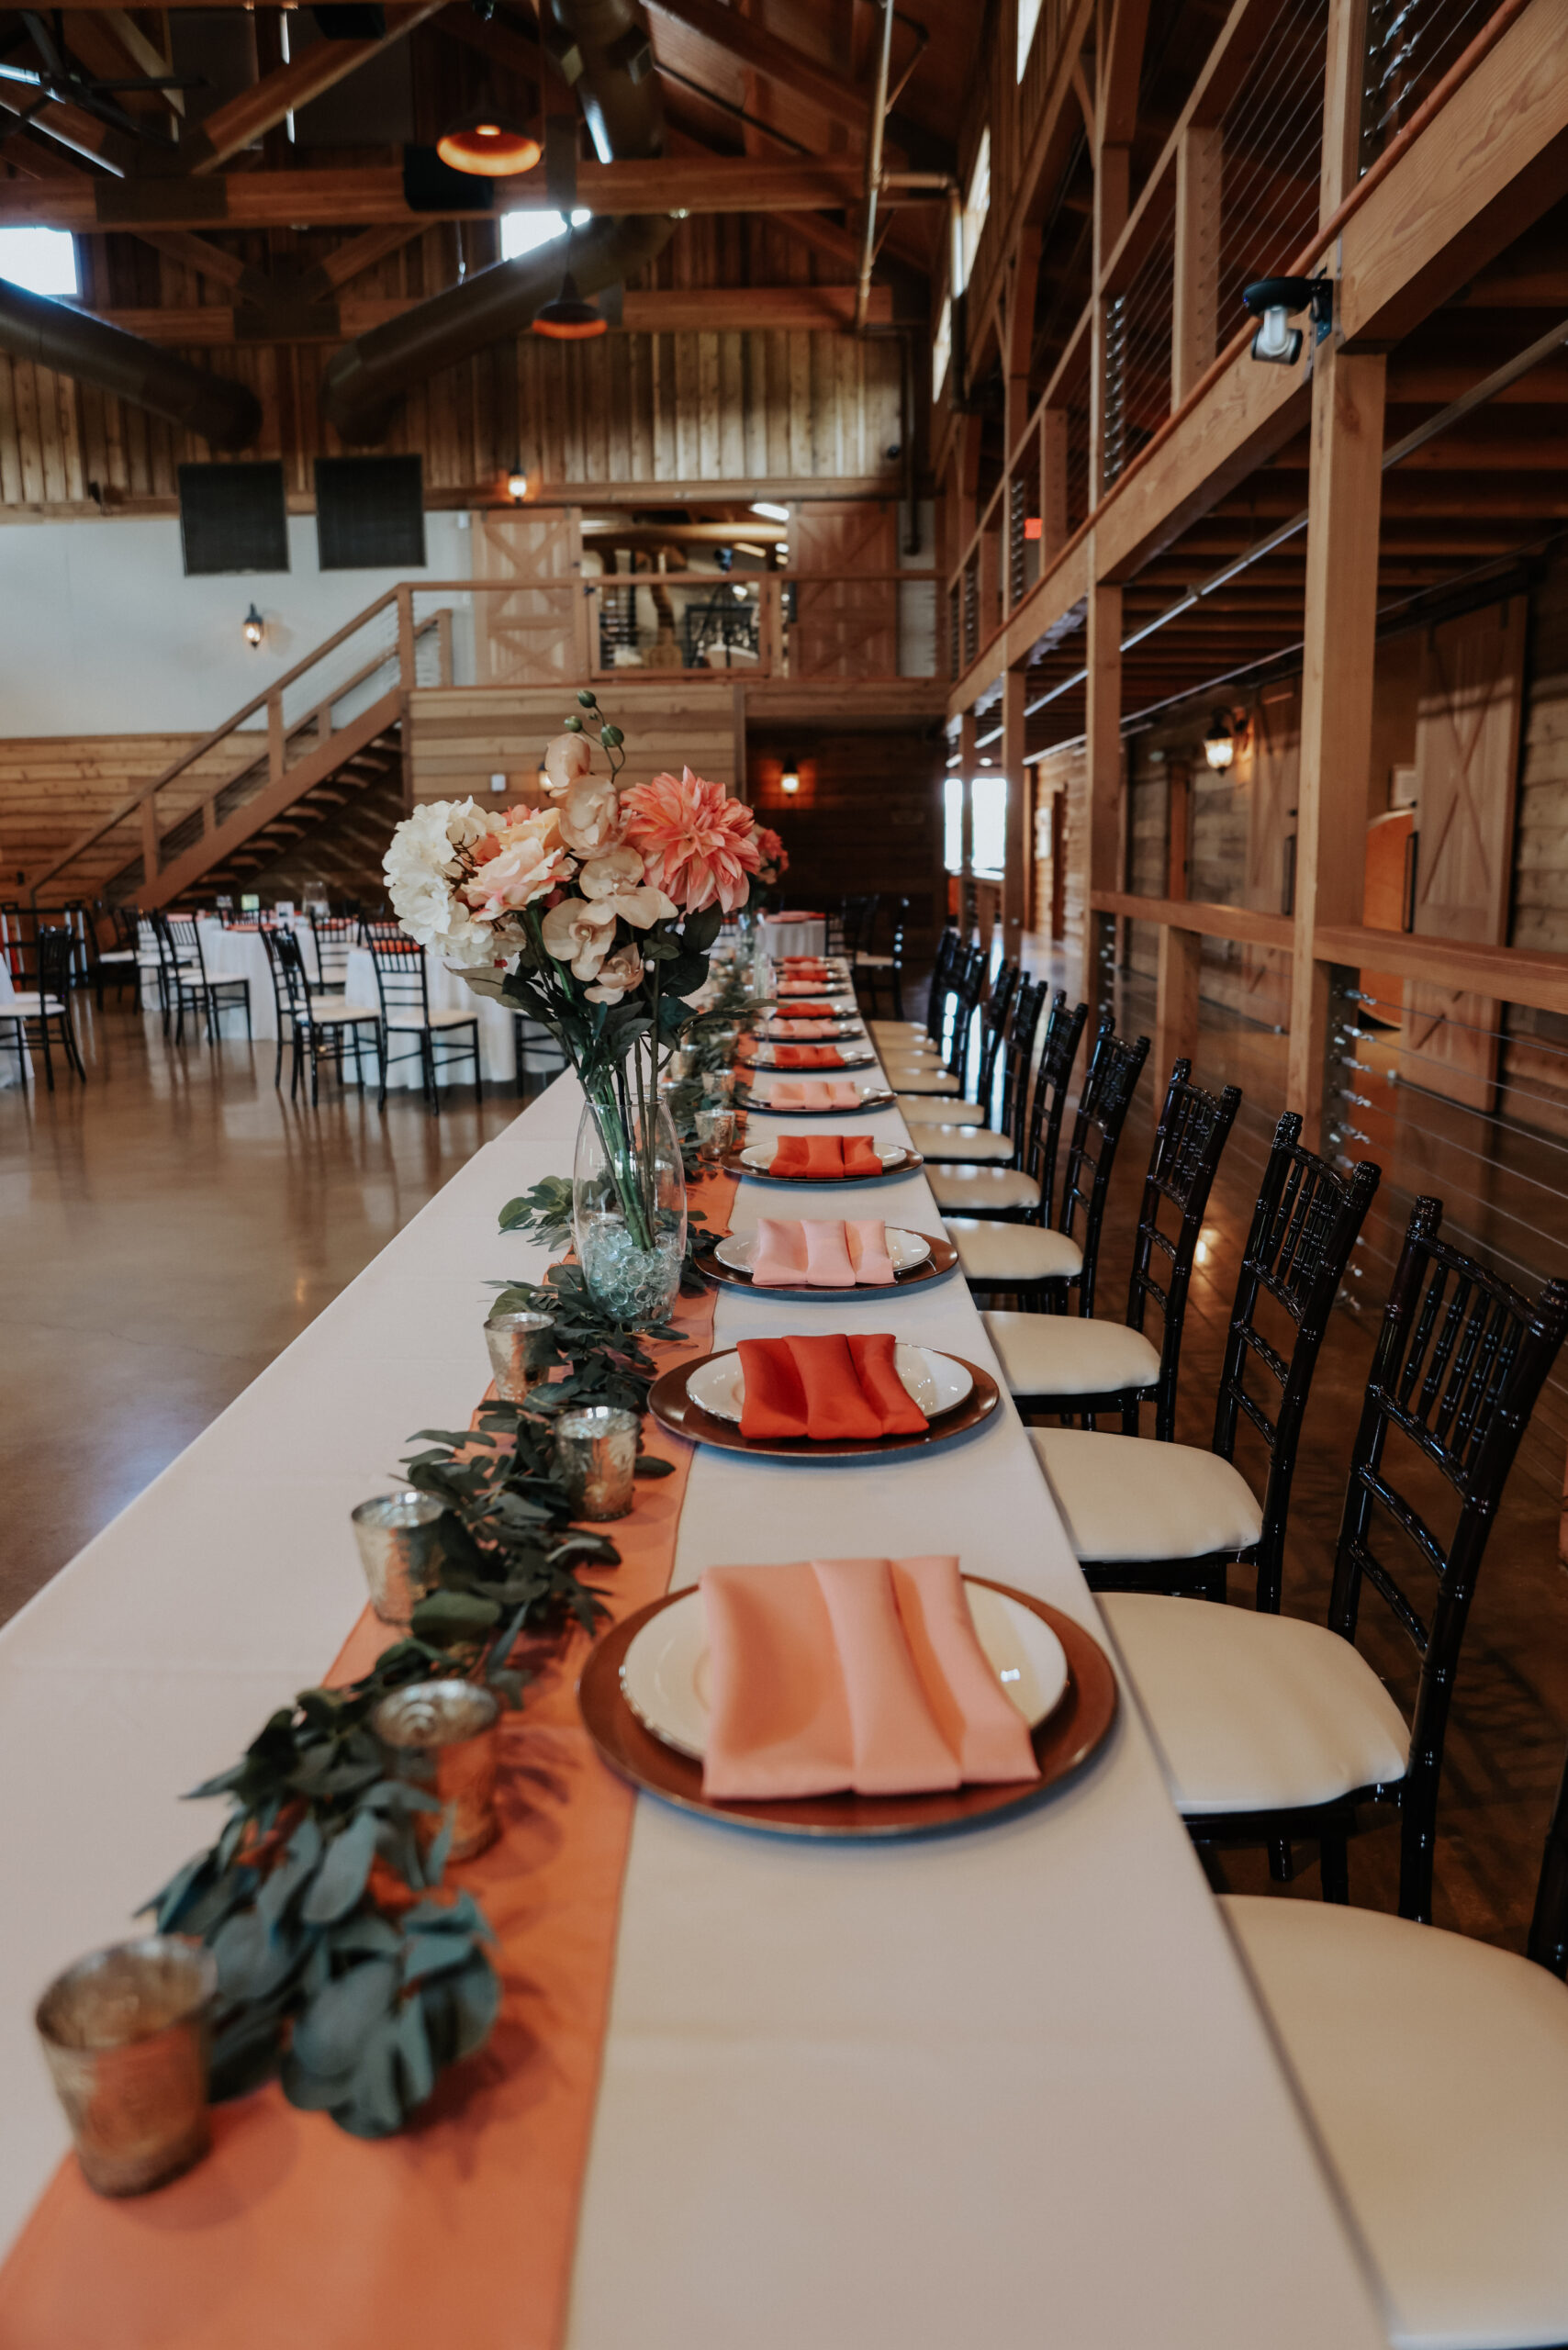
(0, 1181, 735, 2350)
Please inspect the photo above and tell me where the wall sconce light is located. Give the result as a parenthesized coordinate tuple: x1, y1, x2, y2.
(1242, 275, 1333, 367)
(1203, 711, 1237, 771)
(242, 604, 264, 649)
(507, 462, 528, 503)
(780, 759, 801, 795)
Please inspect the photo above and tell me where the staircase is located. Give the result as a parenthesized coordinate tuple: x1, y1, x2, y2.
(30, 588, 450, 913)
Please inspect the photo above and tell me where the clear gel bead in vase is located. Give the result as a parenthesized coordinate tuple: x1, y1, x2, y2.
(572, 1080, 688, 1327)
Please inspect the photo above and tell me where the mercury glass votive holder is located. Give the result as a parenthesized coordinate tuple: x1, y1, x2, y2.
(483, 1307, 555, 1404)
(700, 1068, 736, 1103)
(554, 1404, 640, 1521)
(371, 1680, 501, 1862)
(668, 1046, 699, 1080)
(695, 1106, 737, 1167)
(36, 1936, 218, 2197)
(351, 1490, 448, 1627)
(706, 1024, 739, 1057)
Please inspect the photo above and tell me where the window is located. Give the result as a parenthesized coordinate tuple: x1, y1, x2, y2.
(961, 129, 991, 285)
(0, 228, 77, 298)
(971, 773, 1007, 874)
(932, 295, 952, 399)
(943, 774, 964, 871)
(1016, 0, 1045, 80)
(500, 207, 591, 263)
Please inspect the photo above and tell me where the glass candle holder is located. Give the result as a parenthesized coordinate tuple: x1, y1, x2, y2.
(371, 1681, 501, 1862)
(700, 1068, 735, 1103)
(667, 1046, 698, 1080)
(352, 1491, 448, 1627)
(706, 1024, 739, 1057)
(554, 1405, 640, 1521)
(483, 1308, 554, 1404)
(36, 1936, 218, 2197)
(695, 1106, 737, 1167)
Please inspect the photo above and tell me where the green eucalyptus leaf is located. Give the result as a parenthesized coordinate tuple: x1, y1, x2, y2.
(420, 1812, 454, 1889)
(392, 1990, 435, 2110)
(291, 1954, 398, 2078)
(401, 1931, 474, 1986)
(409, 1590, 501, 1639)
(346, 2027, 406, 2137)
(329, 1912, 402, 1959)
(450, 1953, 502, 2059)
(209, 2009, 283, 2103)
(280, 2053, 358, 2113)
(633, 1455, 676, 1480)
(301, 1808, 379, 1926)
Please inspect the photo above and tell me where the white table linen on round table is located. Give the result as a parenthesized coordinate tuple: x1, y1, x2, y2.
(0, 1054, 1388, 2349)
(0, 959, 30, 1089)
(343, 946, 516, 1088)
(193, 921, 328, 1044)
(760, 912, 827, 960)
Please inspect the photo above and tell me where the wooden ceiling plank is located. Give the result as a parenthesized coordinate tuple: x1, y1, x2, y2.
(644, 0, 868, 135)
(181, 1, 448, 175)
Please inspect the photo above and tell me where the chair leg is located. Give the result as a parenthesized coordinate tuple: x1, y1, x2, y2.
(471, 1021, 483, 1104)
(310, 1030, 320, 1109)
(1319, 1833, 1350, 1905)
(289, 1031, 303, 1103)
(422, 1033, 437, 1114)
(63, 1008, 86, 1080)
(38, 1013, 55, 1092)
(377, 1024, 388, 1113)
(274, 1017, 285, 1090)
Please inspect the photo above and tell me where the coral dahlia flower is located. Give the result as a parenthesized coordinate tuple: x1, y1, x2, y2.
(619, 767, 762, 915)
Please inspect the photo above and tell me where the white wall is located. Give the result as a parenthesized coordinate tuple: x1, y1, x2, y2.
(0, 512, 473, 738)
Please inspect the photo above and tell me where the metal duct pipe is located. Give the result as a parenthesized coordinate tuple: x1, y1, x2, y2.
(321, 0, 671, 445)
(0, 276, 262, 451)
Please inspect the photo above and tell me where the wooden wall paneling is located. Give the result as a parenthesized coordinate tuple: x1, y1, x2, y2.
(0, 732, 257, 894)
(789, 331, 812, 477)
(719, 331, 745, 476)
(409, 681, 741, 804)
(746, 723, 945, 959)
(1402, 598, 1528, 1110)
(0, 361, 20, 506)
(14, 363, 43, 504)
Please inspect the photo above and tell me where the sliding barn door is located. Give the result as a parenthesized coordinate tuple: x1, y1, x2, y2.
(790, 500, 898, 678)
(473, 509, 588, 685)
(1402, 600, 1526, 1109)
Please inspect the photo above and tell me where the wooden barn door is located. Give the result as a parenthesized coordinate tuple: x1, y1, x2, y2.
(1242, 681, 1298, 1028)
(473, 509, 587, 685)
(1402, 600, 1526, 1109)
(790, 501, 898, 678)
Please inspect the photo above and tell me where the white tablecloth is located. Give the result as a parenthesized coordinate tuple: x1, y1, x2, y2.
(0, 1049, 1388, 2346)
(0, 959, 28, 1090)
(761, 912, 827, 960)
(194, 922, 326, 1044)
(344, 946, 516, 1089)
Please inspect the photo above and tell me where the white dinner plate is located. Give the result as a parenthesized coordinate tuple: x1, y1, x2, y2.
(685, 1340, 970, 1424)
(746, 1044, 876, 1069)
(741, 1140, 907, 1174)
(621, 1579, 1070, 1762)
(714, 1225, 933, 1275)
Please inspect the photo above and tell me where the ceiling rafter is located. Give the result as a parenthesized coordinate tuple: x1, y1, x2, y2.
(179, 2, 447, 173)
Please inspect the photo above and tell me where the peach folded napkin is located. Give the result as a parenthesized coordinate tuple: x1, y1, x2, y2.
(700, 1554, 1042, 1798)
(768, 1043, 847, 1069)
(767, 1079, 863, 1110)
(735, 1331, 924, 1439)
(748, 1217, 895, 1288)
(769, 1134, 882, 1180)
(772, 999, 838, 1019)
(767, 1018, 845, 1040)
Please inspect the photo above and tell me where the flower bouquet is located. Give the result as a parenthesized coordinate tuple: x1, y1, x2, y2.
(754, 825, 788, 888)
(384, 691, 761, 1324)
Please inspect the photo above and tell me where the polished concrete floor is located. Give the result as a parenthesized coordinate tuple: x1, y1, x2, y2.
(0, 997, 518, 1627)
(8, 971, 1568, 1959)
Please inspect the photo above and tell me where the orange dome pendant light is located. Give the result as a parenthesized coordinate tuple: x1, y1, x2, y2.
(436, 92, 542, 178)
(531, 224, 608, 340)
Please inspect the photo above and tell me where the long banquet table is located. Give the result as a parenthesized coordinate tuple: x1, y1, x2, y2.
(0, 1034, 1389, 2346)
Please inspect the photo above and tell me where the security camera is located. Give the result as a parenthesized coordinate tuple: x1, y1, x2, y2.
(1241, 276, 1332, 367)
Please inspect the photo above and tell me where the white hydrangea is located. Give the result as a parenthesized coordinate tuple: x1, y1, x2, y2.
(384, 798, 498, 967)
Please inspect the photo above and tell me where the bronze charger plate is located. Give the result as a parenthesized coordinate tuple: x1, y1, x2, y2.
(691, 1231, 959, 1299)
(737, 1085, 896, 1116)
(577, 1579, 1119, 1840)
(648, 1345, 999, 1460)
(722, 1146, 924, 1185)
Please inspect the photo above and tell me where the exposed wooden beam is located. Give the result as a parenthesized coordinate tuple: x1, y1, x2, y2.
(61, 10, 184, 121)
(180, 3, 447, 173)
(73, 282, 896, 342)
(312, 222, 429, 292)
(0, 155, 950, 230)
(127, 227, 254, 294)
(644, 0, 869, 135)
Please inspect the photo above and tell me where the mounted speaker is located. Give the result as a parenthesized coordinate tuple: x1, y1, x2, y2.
(314, 455, 426, 571)
(178, 461, 289, 576)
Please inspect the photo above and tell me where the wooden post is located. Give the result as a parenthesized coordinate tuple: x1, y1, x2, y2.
(266, 691, 285, 788)
(1041, 408, 1069, 563)
(1002, 666, 1029, 963)
(395, 583, 416, 694)
(1081, 577, 1123, 1014)
(436, 606, 454, 688)
(1320, 0, 1371, 219)
(1090, 146, 1130, 499)
(140, 792, 160, 884)
(1155, 923, 1202, 1080)
(1005, 228, 1042, 462)
(1171, 128, 1222, 407)
(1286, 343, 1386, 1141)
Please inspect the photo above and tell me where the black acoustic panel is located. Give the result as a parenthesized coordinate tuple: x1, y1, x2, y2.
(178, 461, 289, 576)
(402, 143, 495, 213)
(314, 456, 426, 572)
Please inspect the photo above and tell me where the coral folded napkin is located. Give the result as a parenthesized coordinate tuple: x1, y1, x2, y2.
(767, 1079, 863, 1110)
(700, 1553, 1041, 1798)
(767, 1018, 844, 1040)
(750, 1217, 897, 1288)
(739, 1042, 846, 1069)
(772, 999, 839, 1019)
(781, 958, 832, 977)
(735, 1330, 924, 1440)
(768, 1134, 883, 1180)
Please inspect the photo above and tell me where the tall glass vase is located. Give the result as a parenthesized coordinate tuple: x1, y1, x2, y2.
(572, 1064, 688, 1327)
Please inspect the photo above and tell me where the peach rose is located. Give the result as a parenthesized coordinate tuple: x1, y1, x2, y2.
(462, 835, 567, 918)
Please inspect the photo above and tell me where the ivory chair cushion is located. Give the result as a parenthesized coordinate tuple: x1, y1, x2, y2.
(386, 1005, 479, 1032)
(898, 1094, 987, 1125)
(1099, 1590, 1408, 1811)
(884, 1068, 963, 1095)
(1223, 1893, 1568, 2349)
(983, 1311, 1160, 1397)
(303, 1002, 382, 1027)
(917, 1126, 1014, 1163)
(929, 1166, 1041, 1215)
(944, 1218, 1079, 1284)
(1029, 1427, 1264, 1562)
(6, 993, 67, 1016)
(870, 1022, 931, 1045)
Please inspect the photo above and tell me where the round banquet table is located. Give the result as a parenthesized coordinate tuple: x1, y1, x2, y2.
(0, 959, 28, 1090)
(192, 921, 326, 1044)
(343, 945, 517, 1090)
(760, 910, 827, 960)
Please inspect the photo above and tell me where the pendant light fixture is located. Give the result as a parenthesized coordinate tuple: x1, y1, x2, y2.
(435, 95, 542, 179)
(532, 221, 607, 340)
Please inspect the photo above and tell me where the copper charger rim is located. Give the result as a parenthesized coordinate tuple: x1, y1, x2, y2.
(735, 1086, 896, 1115)
(577, 1578, 1120, 1840)
(721, 1146, 925, 1182)
(690, 1231, 959, 1294)
(647, 1346, 1001, 1460)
